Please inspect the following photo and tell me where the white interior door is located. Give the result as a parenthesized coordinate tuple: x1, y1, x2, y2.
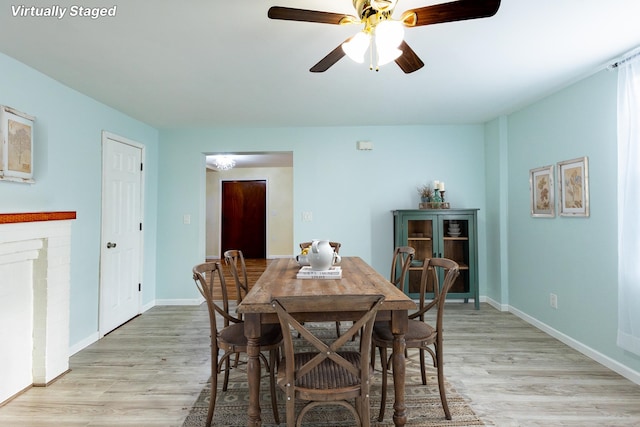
(99, 132, 143, 336)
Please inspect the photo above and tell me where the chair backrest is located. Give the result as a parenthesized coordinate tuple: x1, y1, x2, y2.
(192, 262, 241, 330)
(390, 246, 415, 289)
(299, 241, 341, 254)
(271, 294, 384, 393)
(223, 249, 250, 306)
(412, 257, 460, 337)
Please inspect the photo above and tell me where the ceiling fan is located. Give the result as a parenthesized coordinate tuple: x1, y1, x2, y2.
(268, 0, 501, 73)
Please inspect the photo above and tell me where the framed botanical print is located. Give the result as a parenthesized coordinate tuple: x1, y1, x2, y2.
(529, 165, 555, 217)
(0, 106, 35, 183)
(557, 156, 589, 217)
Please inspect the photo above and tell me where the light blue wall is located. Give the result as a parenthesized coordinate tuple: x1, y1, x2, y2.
(156, 126, 487, 301)
(484, 116, 509, 304)
(4, 47, 639, 380)
(506, 69, 640, 374)
(0, 52, 159, 347)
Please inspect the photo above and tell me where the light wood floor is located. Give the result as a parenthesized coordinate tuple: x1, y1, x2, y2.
(2, 261, 640, 426)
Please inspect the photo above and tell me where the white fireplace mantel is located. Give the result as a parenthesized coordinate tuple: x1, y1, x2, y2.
(0, 211, 76, 405)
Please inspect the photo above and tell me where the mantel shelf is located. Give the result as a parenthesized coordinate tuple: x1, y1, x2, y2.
(0, 211, 76, 224)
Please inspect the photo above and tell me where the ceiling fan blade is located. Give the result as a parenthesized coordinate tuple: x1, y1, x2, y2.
(268, 6, 355, 25)
(309, 41, 349, 73)
(402, 0, 501, 27)
(395, 41, 425, 74)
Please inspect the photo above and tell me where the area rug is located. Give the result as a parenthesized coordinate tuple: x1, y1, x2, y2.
(183, 325, 484, 426)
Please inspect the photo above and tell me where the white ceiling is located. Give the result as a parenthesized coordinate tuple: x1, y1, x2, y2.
(1, 0, 640, 130)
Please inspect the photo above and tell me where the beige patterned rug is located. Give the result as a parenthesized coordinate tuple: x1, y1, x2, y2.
(183, 325, 483, 427)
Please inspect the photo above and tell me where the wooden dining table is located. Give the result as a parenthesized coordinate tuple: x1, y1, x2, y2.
(237, 256, 416, 427)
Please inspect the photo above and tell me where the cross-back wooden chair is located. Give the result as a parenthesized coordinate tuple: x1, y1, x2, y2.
(223, 249, 250, 317)
(372, 257, 459, 421)
(370, 246, 415, 368)
(271, 294, 385, 427)
(390, 245, 415, 290)
(299, 241, 341, 254)
(192, 262, 281, 427)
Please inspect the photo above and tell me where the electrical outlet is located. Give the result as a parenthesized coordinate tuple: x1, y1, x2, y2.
(302, 211, 313, 222)
(550, 293, 558, 309)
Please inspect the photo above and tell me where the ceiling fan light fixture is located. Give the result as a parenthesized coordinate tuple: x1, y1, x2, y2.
(373, 20, 404, 67)
(342, 31, 371, 63)
(376, 46, 402, 66)
(214, 155, 236, 170)
(375, 19, 404, 48)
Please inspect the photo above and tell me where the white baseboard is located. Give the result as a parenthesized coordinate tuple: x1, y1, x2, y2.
(142, 300, 155, 312)
(68, 331, 99, 356)
(205, 254, 293, 260)
(154, 298, 203, 306)
(509, 305, 640, 386)
(481, 295, 509, 312)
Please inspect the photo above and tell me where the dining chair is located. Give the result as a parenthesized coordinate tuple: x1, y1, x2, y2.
(390, 245, 415, 290)
(299, 241, 341, 254)
(370, 246, 415, 368)
(223, 249, 250, 318)
(192, 262, 282, 427)
(271, 294, 385, 427)
(372, 257, 459, 421)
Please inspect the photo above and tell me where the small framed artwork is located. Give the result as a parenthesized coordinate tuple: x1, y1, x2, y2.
(529, 165, 555, 217)
(0, 105, 35, 184)
(557, 156, 589, 217)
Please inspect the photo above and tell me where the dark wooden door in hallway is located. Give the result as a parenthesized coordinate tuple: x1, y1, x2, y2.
(221, 180, 266, 258)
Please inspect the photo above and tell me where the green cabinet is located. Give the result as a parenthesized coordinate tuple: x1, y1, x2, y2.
(393, 209, 479, 309)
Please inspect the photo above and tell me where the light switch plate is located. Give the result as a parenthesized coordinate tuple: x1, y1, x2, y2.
(356, 140, 373, 150)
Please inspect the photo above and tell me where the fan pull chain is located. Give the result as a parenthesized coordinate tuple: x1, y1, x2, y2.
(368, 35, 374, 71)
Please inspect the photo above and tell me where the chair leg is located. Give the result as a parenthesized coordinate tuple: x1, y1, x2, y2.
(420, 348, 427, 385)
(357, 395, 371, 427)
(221, 355, 231, 391)
(268, 349, 280, 424)
(233, 352, 240, 368)
(286, 392, 296, 427)
(370, 342, 376, 371)
(207, 358, 218, 427)
(436, 345, 451, 420)
(378, 346, 388, 422)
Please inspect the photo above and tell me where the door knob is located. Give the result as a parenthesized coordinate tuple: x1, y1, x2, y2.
(107, 242, 117, 249)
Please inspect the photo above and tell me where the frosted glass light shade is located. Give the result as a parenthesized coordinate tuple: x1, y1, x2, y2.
(342, 32, 370, 63)
(376, 46, 402, 66)
(375, 20, 404, 48)
(374, 20, 404, 66)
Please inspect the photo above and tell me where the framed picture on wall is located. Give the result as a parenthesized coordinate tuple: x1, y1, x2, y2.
(529, 165, 555, 217)
(557, 156, 589, 217)
(0, 105, 35, 184)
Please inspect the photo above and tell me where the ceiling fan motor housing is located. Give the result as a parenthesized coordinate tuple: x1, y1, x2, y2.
(354, 0, 398, 19)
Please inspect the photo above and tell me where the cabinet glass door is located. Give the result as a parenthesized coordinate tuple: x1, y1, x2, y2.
(441, 217, 471, 298)
(405, 217, 433, 295)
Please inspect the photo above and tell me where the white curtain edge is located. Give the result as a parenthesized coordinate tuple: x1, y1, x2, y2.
(617, 331, 640, 356)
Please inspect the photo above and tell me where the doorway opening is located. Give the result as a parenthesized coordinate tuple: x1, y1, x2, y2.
(205, 152, 293, 259)
(221, 179, 266, 258)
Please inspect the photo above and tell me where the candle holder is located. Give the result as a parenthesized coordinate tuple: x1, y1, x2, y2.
(439, 190, 445, 203)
